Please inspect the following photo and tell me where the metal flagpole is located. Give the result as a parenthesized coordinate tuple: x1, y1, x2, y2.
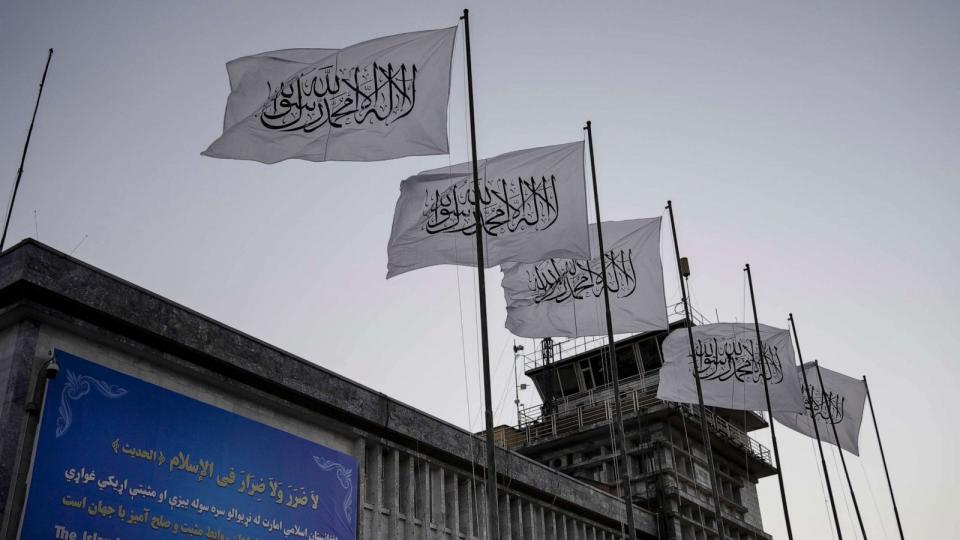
(813, 360, 868, 539)
(788, 314, 843, 539)
(460, 10, 500, 539)
(863, 375, 905, 540)
(744, 264, 794, 540)
(665, 200, 727, 540)
(513, 342, 523, 429)
(2, 48, 54, 251)
(584, 121, 636, 540)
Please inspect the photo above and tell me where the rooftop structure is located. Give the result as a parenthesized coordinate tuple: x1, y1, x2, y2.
(498, 327, 778, 539)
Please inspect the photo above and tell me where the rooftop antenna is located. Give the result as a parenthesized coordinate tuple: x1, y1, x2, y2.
(69, 234, 88, 256)
(512, 342, 526, 428)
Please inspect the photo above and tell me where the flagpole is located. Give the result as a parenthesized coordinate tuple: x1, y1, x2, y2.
(2, 48, 53, 251)
(584, 121, 636, 540)
(744, 264, 794, 540)
(788, 314, 843, 539)
(665, 200, 727, 540)
(813, 360, 868, 539)
(863, 375, 905, 540)
(460, 10, 500, 540)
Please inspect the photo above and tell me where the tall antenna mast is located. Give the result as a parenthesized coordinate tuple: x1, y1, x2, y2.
(2, 48, 54, 251)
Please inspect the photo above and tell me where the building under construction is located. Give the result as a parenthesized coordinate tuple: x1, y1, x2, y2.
(496, 329, 778, 540)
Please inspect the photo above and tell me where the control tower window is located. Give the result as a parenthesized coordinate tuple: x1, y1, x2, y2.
(616, 345, 640, 379)
(557, 364, 580, 396)
(638, 338, 662, 371)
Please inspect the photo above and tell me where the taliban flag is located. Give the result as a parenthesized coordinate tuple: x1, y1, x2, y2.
(386, 142, 590, 278)
(501, 218, 667, 338)
(774, 363, 867, 455)
(657, 323, 805, 412)
(203, 27, 457, 164)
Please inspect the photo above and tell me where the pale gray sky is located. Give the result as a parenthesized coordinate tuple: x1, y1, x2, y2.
(2, 1, 958, 538)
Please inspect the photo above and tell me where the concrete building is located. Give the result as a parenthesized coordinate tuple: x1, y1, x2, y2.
(497, 331, 778, 539)
(0, 240, 660, 539)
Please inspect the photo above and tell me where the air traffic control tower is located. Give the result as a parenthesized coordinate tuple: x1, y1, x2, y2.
(495, 328, 778, 540)
(0, 240, 659, 540)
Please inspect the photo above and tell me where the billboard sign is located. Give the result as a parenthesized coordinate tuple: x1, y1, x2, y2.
(19, 350, 358, 540)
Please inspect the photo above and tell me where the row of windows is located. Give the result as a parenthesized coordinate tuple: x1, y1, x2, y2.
(360, 440, 625, 539)
(538, 335, 666, 399)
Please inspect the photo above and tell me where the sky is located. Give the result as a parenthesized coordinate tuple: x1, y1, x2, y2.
(2, 1, 958, 538)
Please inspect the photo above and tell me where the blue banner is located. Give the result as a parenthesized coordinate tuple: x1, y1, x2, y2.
(20, 350, 358, 540)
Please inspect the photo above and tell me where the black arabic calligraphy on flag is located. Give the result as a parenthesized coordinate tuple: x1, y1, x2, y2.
(527, 248, 637, 304)
(386, 142, 590, 278)
(773, 363, 867, 455)
(260, 62, 418, 133)
(501, 218, 668, 338)
(422, 174, 560, 237)
(203, 27, 456, 164)
(657, 323, 806, 413)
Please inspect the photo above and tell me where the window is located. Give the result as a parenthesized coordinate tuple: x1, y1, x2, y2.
(616, 345, 640, 378)
(579, 360, 595, 390)
(589, 355, 609, 386)
(638, 338, 662, 371)
(557, 364, 580, 395)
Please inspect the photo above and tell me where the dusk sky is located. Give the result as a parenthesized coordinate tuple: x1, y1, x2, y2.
(2, 1, 958, 538)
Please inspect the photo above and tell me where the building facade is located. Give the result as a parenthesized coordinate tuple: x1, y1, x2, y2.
(0, 240, 658, 540)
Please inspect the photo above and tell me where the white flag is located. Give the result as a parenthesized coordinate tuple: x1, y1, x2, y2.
(501, 218, 667, 338)
(774, 363, 867, 455)
(386, 142, 590, 278)
(657, 323, 806, 412)
(203, 27, 457, 164)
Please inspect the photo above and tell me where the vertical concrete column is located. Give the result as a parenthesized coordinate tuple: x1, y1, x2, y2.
(404, 454, 415, 540)
(371, 442, 383, 539)
(357, 439, 369, 540)
(388, 448, 400, 540)
(499, 492, 511, 540)
(430, 465, 442, 536)
(424, 462, 437, 540)
(511, 496, 523, 540)
(474, 481, 486, 540)
(521, 500, 533, 539)
(0, 320, 40, 537)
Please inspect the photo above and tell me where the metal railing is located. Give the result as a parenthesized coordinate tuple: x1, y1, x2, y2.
(520, 302, 712, 371)
(502, 374, 773, 468)
(674, 403, 772, 466)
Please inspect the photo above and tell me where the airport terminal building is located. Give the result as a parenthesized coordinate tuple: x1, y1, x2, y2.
(0, 240, 657, 540)
(0, 240, 773, 539)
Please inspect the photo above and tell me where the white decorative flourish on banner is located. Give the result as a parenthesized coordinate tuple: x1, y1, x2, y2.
(313, 455, 354, 524)
(56, 370, 127, 438)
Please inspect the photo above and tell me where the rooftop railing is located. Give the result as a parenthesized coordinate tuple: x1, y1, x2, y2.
(502, 371, 773, 468)
(520, 302, 712, 371)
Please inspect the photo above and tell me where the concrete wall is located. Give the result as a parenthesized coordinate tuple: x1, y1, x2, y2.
(739, 481, 764, 531)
